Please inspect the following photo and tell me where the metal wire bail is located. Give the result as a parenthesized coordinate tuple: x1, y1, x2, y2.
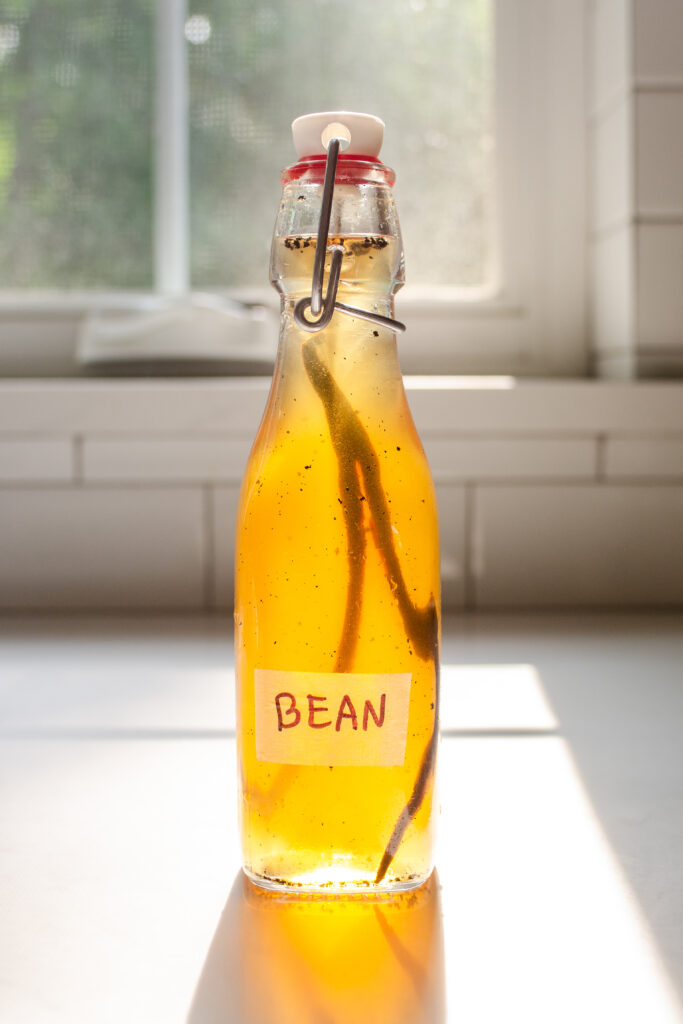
(293, 137, 406, 335)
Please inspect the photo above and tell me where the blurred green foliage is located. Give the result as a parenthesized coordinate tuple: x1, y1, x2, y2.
(0, 0, 153, 288)
(0, 0, 492, 290)
(190, 0, 493, 289)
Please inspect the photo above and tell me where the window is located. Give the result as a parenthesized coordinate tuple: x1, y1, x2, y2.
(0, 1, 155, 289)
(187, 0, 494, 293)
(0, 0, 586, 375)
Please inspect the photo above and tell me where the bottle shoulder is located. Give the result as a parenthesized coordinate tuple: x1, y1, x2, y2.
(239, 323, 436, 528)
(239, 405, 437, 520)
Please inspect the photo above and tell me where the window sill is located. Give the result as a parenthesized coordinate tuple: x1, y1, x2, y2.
(0, 286, 586, 378)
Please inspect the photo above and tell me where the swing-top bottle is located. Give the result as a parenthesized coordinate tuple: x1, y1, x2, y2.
(234, 111, 440, 892)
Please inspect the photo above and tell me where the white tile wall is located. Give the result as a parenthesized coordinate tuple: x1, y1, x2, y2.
(0, 488, 205, 609)
(636, 224, 683, 349)
(0, 439, 73, 482)
(424, 438, 596, 482)
(605, 438, 683, 479)
(633, 0, 683, 78)
(589, 0, 683, 379)
(407, 380, 683, 433)
(435, 484, 466, 610)
(0, 380, 269, 434)
(474, 485, 683, 608)
(1, 381, 682, 611)
(212, 485, 240, 610)
(636, 92, 683, 214)
(83, 437, 252, 483)
(5, 379, 683, 435)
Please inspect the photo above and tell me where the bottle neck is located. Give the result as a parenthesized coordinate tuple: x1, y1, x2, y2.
(264, 157, 407, 420)
(263, 287, 406, 452)
(270, 155, 404, 300)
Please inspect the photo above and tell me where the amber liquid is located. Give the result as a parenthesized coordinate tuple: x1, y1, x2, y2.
(235, 236, 440, 891)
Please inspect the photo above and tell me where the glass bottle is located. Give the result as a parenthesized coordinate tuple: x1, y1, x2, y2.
(234, 112, 440, 893)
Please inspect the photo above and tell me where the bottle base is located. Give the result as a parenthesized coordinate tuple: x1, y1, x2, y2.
(242, 865, 430, 896)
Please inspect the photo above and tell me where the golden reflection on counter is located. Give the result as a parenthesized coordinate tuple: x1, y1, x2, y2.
(188, 869, 445, 1023)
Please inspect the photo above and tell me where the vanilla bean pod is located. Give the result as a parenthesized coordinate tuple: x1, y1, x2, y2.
(302, 339, 439, 880)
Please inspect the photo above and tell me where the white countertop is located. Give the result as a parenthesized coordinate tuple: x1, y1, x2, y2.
(1, 614, 682, 1023)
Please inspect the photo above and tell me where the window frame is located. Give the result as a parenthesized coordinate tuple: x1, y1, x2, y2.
(0, 0, 587, 377)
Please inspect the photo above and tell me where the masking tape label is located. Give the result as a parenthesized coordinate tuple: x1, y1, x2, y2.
(254, 669, 412, 767)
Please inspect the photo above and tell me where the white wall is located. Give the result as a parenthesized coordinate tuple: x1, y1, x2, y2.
(1, 379, 681, 611)
(589, 0, 683, 377)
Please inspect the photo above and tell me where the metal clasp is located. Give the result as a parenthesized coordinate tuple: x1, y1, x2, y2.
(293, 137, 406, 335)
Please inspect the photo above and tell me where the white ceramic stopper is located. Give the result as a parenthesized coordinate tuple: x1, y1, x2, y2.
(291, 111, 385, 159)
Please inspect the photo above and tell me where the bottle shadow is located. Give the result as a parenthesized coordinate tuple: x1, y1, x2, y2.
(187, 869, 445, 1024)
